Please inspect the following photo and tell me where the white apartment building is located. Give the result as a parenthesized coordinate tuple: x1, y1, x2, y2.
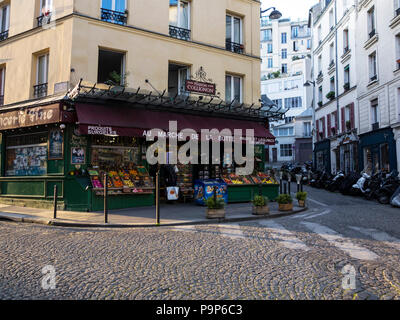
(310, 0, 400, 175)
(260, 17, 312, 165)
(310, 0, 360, 174)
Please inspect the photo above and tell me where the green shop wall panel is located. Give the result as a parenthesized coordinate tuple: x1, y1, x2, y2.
(1, 181, 45, 197)
(64, 178, 90, 211)
(47, 160, 64, 175)
(227, 185, 256, 203)
(91, 193, 155, 212)
(261, 185, 279, 201)
(45, 181, 63, 199)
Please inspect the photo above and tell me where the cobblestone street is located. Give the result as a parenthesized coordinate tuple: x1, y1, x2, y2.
(1, 186, 400, 300)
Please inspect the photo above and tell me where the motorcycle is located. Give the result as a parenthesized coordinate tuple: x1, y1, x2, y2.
(375, 171, 400, 204)
(326, 171, 345, 192)
(350, 172, 371, 196)
(339, 172, 361, 195)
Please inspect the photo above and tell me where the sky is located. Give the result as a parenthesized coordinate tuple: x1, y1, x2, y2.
(261, 0, 318, 21)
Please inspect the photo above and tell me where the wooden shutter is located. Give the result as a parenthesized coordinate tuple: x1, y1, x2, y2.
(350, 103, 355, 129)
(341, 107, 345, 133)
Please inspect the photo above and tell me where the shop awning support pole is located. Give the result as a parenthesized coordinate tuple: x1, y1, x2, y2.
(53, 185, 58, 219)
(104, 175, 108, 224)
(156, 171, 160, 225)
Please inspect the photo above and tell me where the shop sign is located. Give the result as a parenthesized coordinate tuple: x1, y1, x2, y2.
(185, 80, 216, 95)
(0, 104, 61, 130)
(87, 126, 117, 136)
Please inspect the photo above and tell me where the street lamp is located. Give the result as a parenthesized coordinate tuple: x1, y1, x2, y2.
(260, 7, 283, 20)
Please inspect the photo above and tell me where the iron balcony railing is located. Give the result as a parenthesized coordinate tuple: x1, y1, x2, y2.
(101, 8, 128, 25)
(0, 95, 4, 106)
(369, 29, 376, 39)
(226, 41, 244, 54)
(37, 12, 52, 27)
(33, 83, 48, 98)
(396, 7, 400, 16)
(343, 46, 349, 54)
(169, 25, 191, 41)
(0, 30, 8, 42)
(370, 74, 377, 82)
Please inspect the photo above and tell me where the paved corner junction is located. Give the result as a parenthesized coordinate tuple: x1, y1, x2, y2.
(0, 186, 400, 300)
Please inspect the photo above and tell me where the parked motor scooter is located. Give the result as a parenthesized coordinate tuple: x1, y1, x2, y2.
(350, 172, 370, 196)
(326, 171, 345, 192)
(375, 171, 400, 204)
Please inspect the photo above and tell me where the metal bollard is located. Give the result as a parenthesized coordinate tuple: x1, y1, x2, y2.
(104, 175, 108, 224)
(156, 171, 160, 225)
(53, 185, 58, 219)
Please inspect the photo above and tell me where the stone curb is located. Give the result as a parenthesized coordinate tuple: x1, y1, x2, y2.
(0, 207, 309, 229)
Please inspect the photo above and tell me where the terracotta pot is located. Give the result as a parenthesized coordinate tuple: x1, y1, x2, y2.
(252, 206, 270, 216)
(278, 203, 293, 212)
(206, 208, 226, 219)
(298, 200, 306, 207)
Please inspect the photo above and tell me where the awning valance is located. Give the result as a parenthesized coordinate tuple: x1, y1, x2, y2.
(76, 103, 275, 145)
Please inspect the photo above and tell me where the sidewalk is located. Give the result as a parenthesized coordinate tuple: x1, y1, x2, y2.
(0, 202, 308, 228)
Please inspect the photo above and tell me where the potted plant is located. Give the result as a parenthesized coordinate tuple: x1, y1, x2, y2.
(326, 91, 335, 101)
(252, 195, 270, 215)
(206, 197, 226, 219)
(276, 194, 293, 212)
(318, 101, 323, 107)
(296, 192, 308, 207)
(343, 83, 350, 91)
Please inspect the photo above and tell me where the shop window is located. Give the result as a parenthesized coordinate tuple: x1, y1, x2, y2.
(5, 132, 48, 176)
(34, 53, 49, 98)
(364, 147, 372, 174)
(97, 49, 126, 86)
(380, 143, 390, 173)
(225, 74, 242, 103)
(169, 0, 190, 40)
(280, 144, 293, 157)
(0, 66, 5, 106)
(168, 63, 190, 96)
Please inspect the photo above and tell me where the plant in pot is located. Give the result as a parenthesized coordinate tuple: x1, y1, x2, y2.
(206, 197, 226, 219)
(296, 191, 308, 207)
(326, 91, 335, 101)
(276, 194, 293, 212)
(252, 195, 270, 216)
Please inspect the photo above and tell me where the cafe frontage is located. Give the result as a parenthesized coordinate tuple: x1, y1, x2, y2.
(0, 82, 283, 212)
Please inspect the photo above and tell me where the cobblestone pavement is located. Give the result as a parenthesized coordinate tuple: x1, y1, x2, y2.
(0, 186, 400, 300)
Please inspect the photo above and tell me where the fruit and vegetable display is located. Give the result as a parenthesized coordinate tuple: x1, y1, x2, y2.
(220, 173, 278, 185)
(177, 164, 194, 197)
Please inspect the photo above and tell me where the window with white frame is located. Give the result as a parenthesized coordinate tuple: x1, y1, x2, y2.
(0, 4, 10, 40)
(0, 67, 5, 105)
(304, 122, 312, 137)
(261, 29, 272, 42)
(317, 25, 322, 44)
(344, 65, 350, 86)
(267, 57, 273, 68)
(281, 32, 287, 44)
(318, 55, 322, 73)
(329, 9, 334, 29)
(226, 14, 242, 45)
(343, 29, 349, 52)
(267, 43, 273, 53)
(282, 49, 287, 59)
(34, 53, 49, 98)
(367, 6, 376, 37)
(169, 0, 190, 30)
(369, 51, 377, 82)
(396, 34, 400, 70)
(101, 0, 127, 25)
(225, 74, 242, 103)
(280, 144, 293, 157)
(40, 0, 53, 15)
(396, 0, 400, 15)
(318, 86, 323, 104)
(371, 99, 379, 126)
(282, 63, 288, 74)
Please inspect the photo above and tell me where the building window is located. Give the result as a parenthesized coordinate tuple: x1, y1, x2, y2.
(34, 53, 49, 98)
(369, 51, 377, 82)
(317, 25, 322, 44)
(292, 26, 299, 38)
(37, 0, 54, 27)
(0, 4, 10, 41)
(371, 99, 379, 129)
(261, 29, 272, 41)
(225, 74, 242, 103)
(281, 63, 288, 74)
(168, 63, 190, 96)
(367, 6, 376, 38)
(267, 58, 273, 68)
(281, 32, 287, 44)
(281, 49, 287, 59)
(307, 39, 311, 49)
(280, 144, 293, 157)
(293, 41, 299, 52)
(318, 86, 323, 104)
(396, 34, 400, 70)
(273, 99, 282, 109)
(396, 0, 400, 16)
(329, 43, 335, 66)
(304, 122, 312, 137)
(344, 65, 350, 89)
(343, 29, 349, 53)
(274, 127, 294, 137)
(226, 14, 243, 54)
(318, 55, 322, 74)
(330, 77, 335, 92)
(0, 66, 5, 106)
(284, 97, 302, 109)
(97, 49, 126, 86)
(267, 43, 273, 53)
(169, 0, 190, 40)
(331, 112, 337, 136)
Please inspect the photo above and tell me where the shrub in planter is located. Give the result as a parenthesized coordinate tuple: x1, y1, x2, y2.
(326, 91, 335, 100)
(206, 198, 226, 219)
(276, 194, 293, 212)
(296, 191, 308, 207)
(318, 101, 323, 107)
(252, 195, 270, 215)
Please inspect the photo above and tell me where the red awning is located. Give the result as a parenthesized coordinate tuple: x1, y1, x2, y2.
(76, 103, 275, 145)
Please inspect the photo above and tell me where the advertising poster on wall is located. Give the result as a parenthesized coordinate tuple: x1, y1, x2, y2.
(71, 147, 86, 165)
(48, 129, 64, 160)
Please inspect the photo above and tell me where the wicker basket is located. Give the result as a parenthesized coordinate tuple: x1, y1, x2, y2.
(206, 208, 226, 219)
(252, 206, 270, 215)
(278, 203, 293, 212)
(298, 200, 306, 208)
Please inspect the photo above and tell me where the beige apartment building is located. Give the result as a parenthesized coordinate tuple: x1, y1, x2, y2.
(0, 0, 262, 106)
(0, 0, 280, 211)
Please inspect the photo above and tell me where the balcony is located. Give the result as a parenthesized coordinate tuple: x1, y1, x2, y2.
(370, 74, 378, 83)
(37, 12, 52, 27)
(0, 30, 8, 42)
(33, 83, 48, 98)
(100, 8, 128, 25)
(0, 95, 3, 106)
(169, 25, 191, 41)
(226, 41, 244, 54)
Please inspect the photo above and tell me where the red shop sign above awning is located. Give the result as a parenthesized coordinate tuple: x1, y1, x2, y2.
(76, 103, 276, 145)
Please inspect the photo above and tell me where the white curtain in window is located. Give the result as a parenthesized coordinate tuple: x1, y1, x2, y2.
(0, 5, 10, 32)
(37, 55, 48, 85)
